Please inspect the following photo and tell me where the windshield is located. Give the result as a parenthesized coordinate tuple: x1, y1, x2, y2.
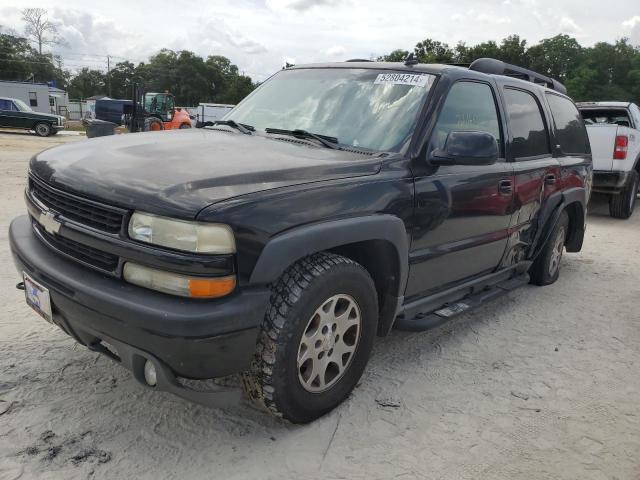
(14, 99, 33, 112)
(226, 68, 437, 152)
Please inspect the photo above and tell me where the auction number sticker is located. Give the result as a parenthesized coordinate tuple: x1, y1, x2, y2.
(374, 73, 430, 87)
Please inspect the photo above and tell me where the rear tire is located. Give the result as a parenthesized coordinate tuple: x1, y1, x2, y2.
(529, 210, 569, 286)
(34, 122, 52, 137)
(179, 123, 191, 129)
(243, 252, 378, 424)
(609, 171, 638, 219)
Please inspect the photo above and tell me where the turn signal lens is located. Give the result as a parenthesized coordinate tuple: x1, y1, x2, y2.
(189, 276, 236, 298)
(123, 262, 235, 298)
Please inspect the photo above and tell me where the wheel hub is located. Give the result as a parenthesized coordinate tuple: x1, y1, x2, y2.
(297, 294, 362, 393)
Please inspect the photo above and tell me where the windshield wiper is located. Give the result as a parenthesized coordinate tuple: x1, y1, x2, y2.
(265, 128, 340, 150)
(208, 120, 254, 134)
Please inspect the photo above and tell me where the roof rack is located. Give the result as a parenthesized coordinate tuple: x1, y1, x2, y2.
(346, 59, 371, 62)
(469, 58, 567, 95)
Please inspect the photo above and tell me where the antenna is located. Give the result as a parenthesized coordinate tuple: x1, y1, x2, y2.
(404, 53, 418, 66)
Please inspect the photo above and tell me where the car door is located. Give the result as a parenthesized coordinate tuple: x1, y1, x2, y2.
(0, 99, 23, 128)
(501, 85, 560, 262)
(406, 80, 513, 301)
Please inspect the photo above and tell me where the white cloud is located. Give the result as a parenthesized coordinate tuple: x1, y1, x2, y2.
(559, 16, 581, 34)
(622, 15, 640, 28)
(624, 16, 640, 45)
(266, 0, 341, 12)
(325, 45, 346, 57)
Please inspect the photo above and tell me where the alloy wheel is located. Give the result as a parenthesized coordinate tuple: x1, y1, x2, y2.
(548, 226, 566, 276)
(297, 294, 361, 393)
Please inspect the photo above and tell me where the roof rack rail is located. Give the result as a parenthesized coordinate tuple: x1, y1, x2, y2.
(469, 58, 567, 95)
(346, 59, 371, 62)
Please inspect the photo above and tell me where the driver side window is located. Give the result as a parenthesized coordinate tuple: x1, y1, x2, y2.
(431, 81, 502, 155)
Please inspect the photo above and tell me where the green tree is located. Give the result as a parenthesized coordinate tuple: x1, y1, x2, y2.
(0, 30, 67, 86)
(376, 49, 410, 62)
(527, 34, 583, 81)
(413, 39, 454, 63)
(67, 68, 106, 99)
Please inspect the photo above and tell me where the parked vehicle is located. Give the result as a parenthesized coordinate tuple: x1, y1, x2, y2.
(0, 96, 65, 136)
(95, 98, 132, 125)
(123, 84, 192, 132)
(193, 103, 234, 127)
(10, 58, 591, 423)
(576, 102, 640, 218)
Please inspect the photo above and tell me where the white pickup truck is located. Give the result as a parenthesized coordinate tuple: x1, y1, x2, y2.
(576, 102, 640, 218)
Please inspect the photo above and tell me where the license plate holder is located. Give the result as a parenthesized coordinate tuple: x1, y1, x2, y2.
(23, 273, 53, 323)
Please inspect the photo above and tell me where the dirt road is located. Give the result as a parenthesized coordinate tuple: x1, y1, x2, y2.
(1, 132, 639, 480)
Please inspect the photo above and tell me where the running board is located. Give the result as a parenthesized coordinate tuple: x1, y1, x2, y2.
(394, 273, 530, 332)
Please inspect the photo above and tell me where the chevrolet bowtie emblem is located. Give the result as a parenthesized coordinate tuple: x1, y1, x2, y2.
(39, 211, 61, 235)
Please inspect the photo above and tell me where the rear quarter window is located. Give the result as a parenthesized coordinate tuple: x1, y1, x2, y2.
(504, 88, 550, 160)
(546, 94, 590, 155)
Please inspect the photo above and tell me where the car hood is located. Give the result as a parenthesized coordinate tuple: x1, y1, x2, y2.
(30, 129, 383, 218)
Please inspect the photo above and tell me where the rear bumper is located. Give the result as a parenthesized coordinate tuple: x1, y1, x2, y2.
(9, 215, 270, 383)
(592, 170, 630, 194)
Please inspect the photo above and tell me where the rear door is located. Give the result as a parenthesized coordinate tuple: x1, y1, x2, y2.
(502, 86, 559, 259)
(544, 93, 591, 195)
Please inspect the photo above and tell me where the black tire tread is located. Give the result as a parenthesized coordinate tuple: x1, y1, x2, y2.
(609, 170, 638, 219)
(242, 252, 369, 419)
(529, 210, 569, 286)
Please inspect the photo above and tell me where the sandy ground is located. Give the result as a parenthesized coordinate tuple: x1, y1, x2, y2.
(0, 131, 639, 480)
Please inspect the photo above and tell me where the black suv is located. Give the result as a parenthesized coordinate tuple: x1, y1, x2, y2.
(10, 58, 592, 423)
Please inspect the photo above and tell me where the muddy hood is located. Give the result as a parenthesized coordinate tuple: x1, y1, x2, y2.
(30, 129, 382, 218)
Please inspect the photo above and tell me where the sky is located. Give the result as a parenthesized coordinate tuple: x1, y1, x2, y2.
(1, 0, 639, 82)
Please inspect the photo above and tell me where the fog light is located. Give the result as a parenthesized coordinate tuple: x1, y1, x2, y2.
(144, 360, 157, 387)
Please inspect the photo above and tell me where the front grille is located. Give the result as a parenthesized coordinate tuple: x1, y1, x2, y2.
(30, 178, 125, 234)
(38, 226, 119, 272)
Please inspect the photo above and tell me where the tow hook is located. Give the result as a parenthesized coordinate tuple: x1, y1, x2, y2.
(16, 282, 25, 291)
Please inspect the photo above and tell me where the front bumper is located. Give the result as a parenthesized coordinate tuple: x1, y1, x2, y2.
(592, 170, 630, 194)
(10, 215, 270, 403)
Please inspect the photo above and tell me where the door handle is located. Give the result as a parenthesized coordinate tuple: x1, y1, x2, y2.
(545, 174, 556, 185)
(498, 179, 513, 195)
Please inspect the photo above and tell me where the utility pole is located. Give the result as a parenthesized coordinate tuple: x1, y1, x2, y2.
(107, 55, 112, 97)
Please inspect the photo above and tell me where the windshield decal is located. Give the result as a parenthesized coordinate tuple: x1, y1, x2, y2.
(374, 73, 432, 87)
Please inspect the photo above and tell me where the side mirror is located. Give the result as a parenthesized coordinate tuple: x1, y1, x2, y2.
(430, 131, 499, 166)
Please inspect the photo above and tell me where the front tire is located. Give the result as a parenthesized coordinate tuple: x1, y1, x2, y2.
(609, 170, 638, 219)
(529, 210, 569, 286)
(144, 117, 164, 132)
(34, 122, 52, 137)
(243, 252, 378, 424)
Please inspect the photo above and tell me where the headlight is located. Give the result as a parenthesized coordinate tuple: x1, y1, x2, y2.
(128, 212, 235, 254)
(123, 262, 235, 298)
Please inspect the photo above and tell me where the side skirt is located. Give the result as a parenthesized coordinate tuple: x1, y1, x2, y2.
(394, 264, 530, 332)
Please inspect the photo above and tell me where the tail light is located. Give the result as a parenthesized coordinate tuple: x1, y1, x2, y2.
(613, 135, 628, 160)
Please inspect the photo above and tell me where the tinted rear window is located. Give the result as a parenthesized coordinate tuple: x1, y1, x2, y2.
(547, 94, 590, 155)
(504, 88, 550, 159)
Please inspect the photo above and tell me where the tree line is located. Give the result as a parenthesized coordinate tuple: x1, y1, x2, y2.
(379, 34, 640, 104)
(0, 6, 256, 106)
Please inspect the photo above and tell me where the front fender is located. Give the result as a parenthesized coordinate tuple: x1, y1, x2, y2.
(249, 215, 409, 297)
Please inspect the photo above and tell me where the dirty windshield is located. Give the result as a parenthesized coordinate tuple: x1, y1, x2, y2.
(226, 68, 436, 152)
